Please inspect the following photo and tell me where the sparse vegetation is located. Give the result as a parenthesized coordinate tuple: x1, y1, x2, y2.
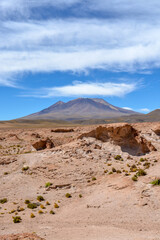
(25, 200, 30, 204)
(65, 193, 72, 198)
(37, 195, 45, 202)
(46, 201, 50, 205)
(45, 182, 52, 188)
(0, 198, 7, 204)
(132, 175, 138, 181)
(50, 210, 55, 214)
(27, 203, 37, 209)
(151, 179, 160, 185)
(137, 169, 147, 176)
(13, 216, 22, 223)
(22, 166, 29, 171)
(92, 177, 97, 181)
(40, 204, 46, 209)
(30, 213, 35, 218)
(114, 155, 123, 161)
(54, 203, 59, 208)
(112, 167, 116, 172)
(79, 194, 82, 198)
(38, 210, 43, 214)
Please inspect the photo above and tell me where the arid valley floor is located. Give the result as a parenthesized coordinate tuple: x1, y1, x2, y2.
(0, 122, 160, 240)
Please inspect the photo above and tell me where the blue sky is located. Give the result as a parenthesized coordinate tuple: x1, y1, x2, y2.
(0, 0, 160, 120)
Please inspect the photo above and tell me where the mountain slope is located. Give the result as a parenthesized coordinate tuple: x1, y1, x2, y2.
(23, 98, 138, 120)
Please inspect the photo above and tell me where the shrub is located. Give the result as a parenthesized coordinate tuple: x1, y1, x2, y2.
(37, 196, 45, 202)
(65, 193, 72, 198)
(9, 209, 16, 214)
(54, 203, 59, 208)
(22, 166, 29, 171)
(40, 204, 46, 209)
(137, 169, 147, 176)
(79, 194, 82, 198)
(38, 210, 43, 214)
(45, 182, 52, 188)
(109, 172, 113, 175)
(151, 179, 160, 185)
(143, 162, 150, 169)
(0, 198, 7, 204)
(13, 216, 22, 223)
(140, 158, 145, 162)
(4, 172, 9, 175)
(50, 210, 55, 215)
(116, 170, 121, 174)
(112, 167, 116, 172)
(92, 177, 97, 181)
(132, 175, 138, 181)
(104, 170, 108, 173)
(27, 203, 37, 209)
(17, 207, 24, 212)
(25, 200, 30, 204)
(114, 155, 123, 161)
(30, 213, 35, 218)
(46, 201, 50, 205)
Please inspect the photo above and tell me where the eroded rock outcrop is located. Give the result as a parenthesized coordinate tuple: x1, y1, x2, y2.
(79, 124, 157, 156)
(0, 233, 45, 240)
(32, 138, 54, 151)
(51, 129, 74, 133)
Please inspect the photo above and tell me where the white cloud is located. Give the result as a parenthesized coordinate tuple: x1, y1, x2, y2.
(1, 19, 160, 86)
(139, 108, 150, 113)
(25, 81, 137, 98)
(1, 2, 160, 86)
(122, 107, 133, 111)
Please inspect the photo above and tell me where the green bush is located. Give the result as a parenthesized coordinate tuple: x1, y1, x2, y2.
(65, 193, 72, 198)
(151, 179, 160, 185)
(114, 155, 123, 161)
(112, 167, 116, 172)
(132, 175, 138, 181)
(92, 177, 97, 181)
(22, 166, 29, 171)
(27, 203, 37, 209)
(13, 216, 22, 223)
(37, 196, 45, 202)
(137, 169, 147, 176)
(54, 203, 59, 208)
(45, 182, 52, 188)
(25, 200, 30, 204)
(0, 198, 7, 204)
(50, 210, 55, 215)
(30, 213, 35, 218)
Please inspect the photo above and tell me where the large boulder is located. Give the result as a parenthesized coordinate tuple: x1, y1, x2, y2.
(32, 138, 54, 151)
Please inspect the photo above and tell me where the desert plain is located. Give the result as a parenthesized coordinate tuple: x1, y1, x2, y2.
(0, 122, 160, 240)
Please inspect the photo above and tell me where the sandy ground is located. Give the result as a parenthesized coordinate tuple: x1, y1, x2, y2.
(0, 122, 160, 240)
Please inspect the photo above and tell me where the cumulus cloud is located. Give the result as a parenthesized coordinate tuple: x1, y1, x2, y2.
(24, 81, 137, 98)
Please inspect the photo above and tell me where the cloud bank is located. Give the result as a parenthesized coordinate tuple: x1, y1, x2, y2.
(0, 1, 160, 88)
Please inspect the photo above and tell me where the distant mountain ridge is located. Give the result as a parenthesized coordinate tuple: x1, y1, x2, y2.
(23, 98, 138, 120)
